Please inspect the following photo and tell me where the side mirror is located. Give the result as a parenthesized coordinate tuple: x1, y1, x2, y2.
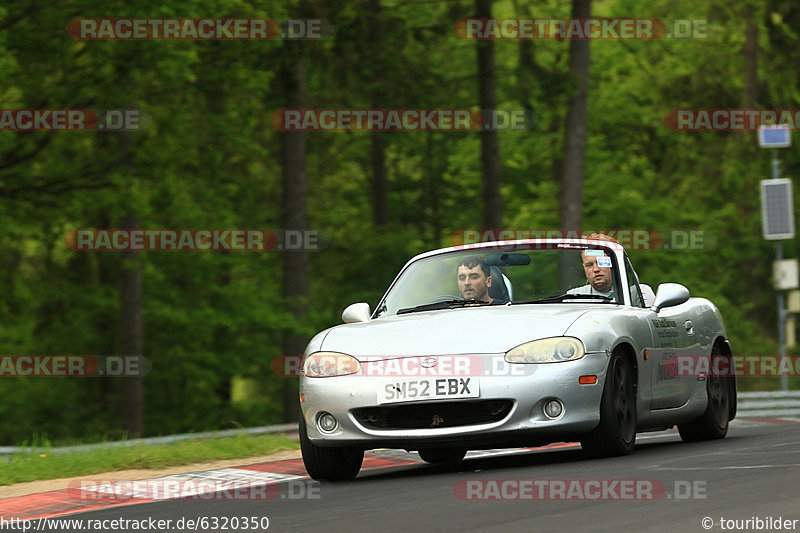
(342, 302, 371, 324)
(650, 283, 690, 313)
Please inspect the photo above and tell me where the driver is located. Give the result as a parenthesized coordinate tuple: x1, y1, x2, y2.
(456, 256, 507, 305)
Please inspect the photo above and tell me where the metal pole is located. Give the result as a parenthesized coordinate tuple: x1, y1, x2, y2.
(773, 151, 779, 180)
(774, 152, 790, 391)
(778, 241, 788, 391)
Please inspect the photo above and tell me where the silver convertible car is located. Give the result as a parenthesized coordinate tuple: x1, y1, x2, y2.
(299, 238, 736, 481)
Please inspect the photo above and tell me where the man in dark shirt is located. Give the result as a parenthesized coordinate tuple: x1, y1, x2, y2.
(456, 256, 507, 305)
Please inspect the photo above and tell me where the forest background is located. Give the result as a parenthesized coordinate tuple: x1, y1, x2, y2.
(1, 0, 798, 444)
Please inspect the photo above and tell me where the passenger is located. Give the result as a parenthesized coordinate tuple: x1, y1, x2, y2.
(567, 233, 617, 299)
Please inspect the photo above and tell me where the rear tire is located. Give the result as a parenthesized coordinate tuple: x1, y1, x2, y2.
(299, 413, 363, 481)
(581, 351, 637, 458)
(678, 344, 730, 442)
(418, 447, 467, 465)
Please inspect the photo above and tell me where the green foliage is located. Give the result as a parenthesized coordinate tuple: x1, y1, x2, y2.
(1, 0, 799, 445)
(0, 434, 298, 486)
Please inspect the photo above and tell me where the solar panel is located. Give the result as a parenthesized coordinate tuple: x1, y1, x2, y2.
(761, 179, 795, 240)
(758, 125, 791, 148)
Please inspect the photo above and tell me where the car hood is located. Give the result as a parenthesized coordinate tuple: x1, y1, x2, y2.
(319, 305, 593, 357)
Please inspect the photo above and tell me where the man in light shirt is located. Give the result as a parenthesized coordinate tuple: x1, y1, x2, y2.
(567, 234, 617, 300)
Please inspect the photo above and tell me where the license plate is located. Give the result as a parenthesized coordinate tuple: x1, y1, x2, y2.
(377, 377, 479, 405)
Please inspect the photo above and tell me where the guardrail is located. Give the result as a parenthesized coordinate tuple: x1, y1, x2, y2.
(0, 423, 298, 456)
(2, 392, 797, 456)
(737, 390, 800, 418)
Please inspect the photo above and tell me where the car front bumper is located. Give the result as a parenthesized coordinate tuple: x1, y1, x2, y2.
(299, 352, 609, 450)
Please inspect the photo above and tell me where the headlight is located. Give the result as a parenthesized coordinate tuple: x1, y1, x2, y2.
(505, 337, 585, 364)
(303, 352, 361, 377)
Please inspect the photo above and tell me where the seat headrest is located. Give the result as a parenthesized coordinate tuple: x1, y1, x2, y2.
(488, 266, 511, 302)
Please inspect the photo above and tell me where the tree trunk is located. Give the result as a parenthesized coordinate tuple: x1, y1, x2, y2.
(559, 0, 591, 285)
(742, 4, 758, 148)
(368, 0, 389, 227)
(516, 29, 536, 130)
(113, 98, 144, 437)
(561, 0, 591, 232)
(280, 46, 308, 424)
(369, 128, 388, 226)
(425, 135, 441, 247)
(120, 213, 144, 437)
(476, 0, 502, 229)
(742, 12, 758, 108)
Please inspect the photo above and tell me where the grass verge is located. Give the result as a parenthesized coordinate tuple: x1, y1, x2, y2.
(0, 434, 299, 486)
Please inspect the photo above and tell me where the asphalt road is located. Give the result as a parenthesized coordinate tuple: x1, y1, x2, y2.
(57, 418, 800, 533)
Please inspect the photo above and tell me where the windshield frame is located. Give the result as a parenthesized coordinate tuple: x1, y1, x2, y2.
(372, 239, 631, 318)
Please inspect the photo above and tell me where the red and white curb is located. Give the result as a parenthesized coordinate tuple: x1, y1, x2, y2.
(1, 418, 794, 522)
(0, 454, 419, 521)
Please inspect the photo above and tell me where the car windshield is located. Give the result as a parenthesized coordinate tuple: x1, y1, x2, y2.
(376, 243, 621, 317)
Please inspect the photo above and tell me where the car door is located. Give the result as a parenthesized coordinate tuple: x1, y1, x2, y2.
(648, 298, 698, 410)
(621, 255, 696, 410)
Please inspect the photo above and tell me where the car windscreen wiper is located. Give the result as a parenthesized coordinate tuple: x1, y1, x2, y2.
(397, 299, 484, 315)
(513, 294, 615, 304)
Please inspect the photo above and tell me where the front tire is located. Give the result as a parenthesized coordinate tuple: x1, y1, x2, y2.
(581, 351, 637, 458)
(678, 345, 730, 442)
(299, 413, 363, 481)
(418, 447, 467, 465)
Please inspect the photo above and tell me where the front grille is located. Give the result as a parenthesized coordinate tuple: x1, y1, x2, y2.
(353, 400, 513, 430)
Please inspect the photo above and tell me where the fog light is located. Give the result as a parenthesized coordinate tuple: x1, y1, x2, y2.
(318, 413, 337, 432)
(543, 399, 563, 419)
